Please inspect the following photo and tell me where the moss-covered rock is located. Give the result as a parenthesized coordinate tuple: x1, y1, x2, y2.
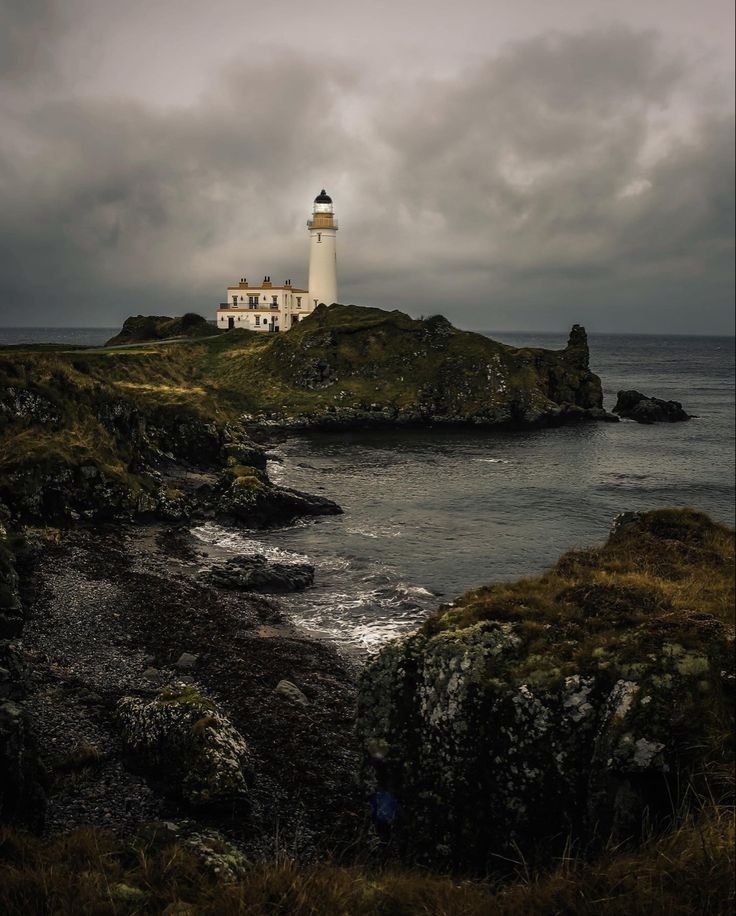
(357, 509, 735, 871)
(117, 684, 253, 808)
(238, 306, 615, 428)
(104, 313, 218, 347)
(215, 465, 341, 528)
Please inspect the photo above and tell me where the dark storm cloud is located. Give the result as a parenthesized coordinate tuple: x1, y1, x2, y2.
(0, 10, 733, 333)
(359, 28, 734, 332)
(0, 0, 64, 82)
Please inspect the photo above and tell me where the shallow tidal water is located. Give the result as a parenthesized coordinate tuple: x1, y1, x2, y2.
(191, 332, 735, 651)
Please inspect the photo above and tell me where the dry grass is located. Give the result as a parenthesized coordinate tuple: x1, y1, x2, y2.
(0, 806, 732, 915)
(427, 508, 735, 637)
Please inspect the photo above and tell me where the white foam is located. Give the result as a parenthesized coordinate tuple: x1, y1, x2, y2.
(190, 523, 309, 565)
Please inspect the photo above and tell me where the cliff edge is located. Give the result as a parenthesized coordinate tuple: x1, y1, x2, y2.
(357, 508, 735, 871)
(238, 304, 614, 427)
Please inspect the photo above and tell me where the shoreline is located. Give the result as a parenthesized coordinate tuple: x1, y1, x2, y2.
(15, 521, 362, 857)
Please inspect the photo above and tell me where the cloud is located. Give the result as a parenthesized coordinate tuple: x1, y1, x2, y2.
(0, 16, 732, 333)
(0, 0, 65, 83)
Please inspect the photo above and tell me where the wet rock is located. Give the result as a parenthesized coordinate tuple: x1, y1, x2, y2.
(205, 555, 314, 593)
(274, 679, 309, 706)
(613, 390, 691, 423)
(117, 684, 252, 808)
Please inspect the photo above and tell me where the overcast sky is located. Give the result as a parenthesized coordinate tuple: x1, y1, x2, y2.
(0, 0, 733, 333)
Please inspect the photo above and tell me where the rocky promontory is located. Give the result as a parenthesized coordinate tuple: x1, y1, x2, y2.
(0, 303, 616, 525)
(104, 312, 218, 347)
(357, 508, 735, 871)
(238, 306, 616, 428)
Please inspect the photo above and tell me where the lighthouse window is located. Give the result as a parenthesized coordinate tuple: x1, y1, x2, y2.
(317, 233, 321, 243)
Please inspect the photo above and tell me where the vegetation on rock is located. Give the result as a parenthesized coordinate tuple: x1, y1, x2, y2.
(358, 509, 735, 871)
(117, 684, 253, 808)
(104, 313, 218, 347)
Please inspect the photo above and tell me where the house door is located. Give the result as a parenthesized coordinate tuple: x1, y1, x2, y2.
(228, 316, 235, 329)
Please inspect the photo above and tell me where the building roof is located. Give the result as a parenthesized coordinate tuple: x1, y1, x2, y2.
(227, 286, 307, 293)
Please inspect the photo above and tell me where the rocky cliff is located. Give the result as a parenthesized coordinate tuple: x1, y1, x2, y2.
(0, 304, 614, 520)
(238, 305, 614, 428)
(357, 509, 735, 871)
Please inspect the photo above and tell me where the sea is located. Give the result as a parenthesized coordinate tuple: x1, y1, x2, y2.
(2, 327, 734, 652)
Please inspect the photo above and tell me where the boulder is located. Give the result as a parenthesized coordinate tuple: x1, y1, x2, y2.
(357, 509, 735, 871)
(215, 465, 341, 528)
(274, 679, 309, 706)
(614, 390, 691, 423)
(117, 684, 252, 807)
(205, 554, 314, 593)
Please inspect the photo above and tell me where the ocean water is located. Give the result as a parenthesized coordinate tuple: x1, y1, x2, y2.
(3, 327, 733, 651)
(195, 332, 735, 651)
(0, 328, 117, 346)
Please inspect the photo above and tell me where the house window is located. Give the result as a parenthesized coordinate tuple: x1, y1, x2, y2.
(248, 295, 258, 307)
(255, 316, 260, 326)
(272, 296, 278, 306)
(232, 296, 238, 306)
(296, 297, 302, 307)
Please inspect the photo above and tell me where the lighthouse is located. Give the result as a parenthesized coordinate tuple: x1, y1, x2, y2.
(307, 189, 338, 308)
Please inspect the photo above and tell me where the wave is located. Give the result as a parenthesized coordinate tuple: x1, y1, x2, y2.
(190, 523, 310, 565)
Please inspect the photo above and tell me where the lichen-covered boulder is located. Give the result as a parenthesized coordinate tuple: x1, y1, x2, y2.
(117, 684, 253, 807)
(357, 509, 735, 871)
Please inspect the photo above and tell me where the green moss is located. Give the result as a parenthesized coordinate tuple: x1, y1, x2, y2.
(156, 685, 216, 711)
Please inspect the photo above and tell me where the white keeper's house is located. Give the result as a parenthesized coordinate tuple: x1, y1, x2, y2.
(216, 189, 338, 333)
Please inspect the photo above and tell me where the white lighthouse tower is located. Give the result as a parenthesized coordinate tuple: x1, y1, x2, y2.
(307, 189, 338, 307)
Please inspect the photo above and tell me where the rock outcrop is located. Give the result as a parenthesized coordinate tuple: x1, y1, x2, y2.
(104, 313, 218, 347)
(614, 390, 691, 424)
(215, 464, 341, 528)
(357, 509, 735, 871)
(239, 307, 617, 428)
(117, 684, 253, 808)
(0, 355, 337, 526)
(204, 554, 315, 593)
